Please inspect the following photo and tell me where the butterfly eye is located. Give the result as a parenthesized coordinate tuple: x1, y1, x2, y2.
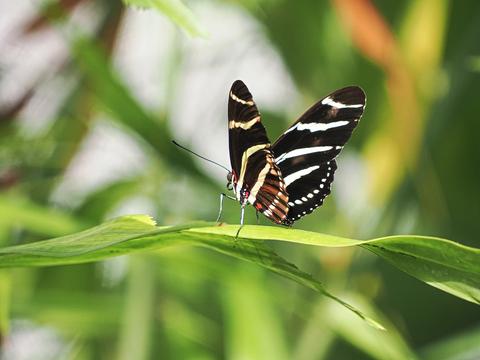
(227, 172, 232, 183)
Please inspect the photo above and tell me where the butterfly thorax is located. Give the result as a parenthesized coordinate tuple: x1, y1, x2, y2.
(228, 171, 248, 205)
(237, 186, 250, 206)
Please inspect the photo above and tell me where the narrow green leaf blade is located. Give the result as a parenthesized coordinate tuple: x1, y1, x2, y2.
(0, 218, 383, 329)
(363, 236, 480, 304)
(1, 219, 478, 326)
(0, 215, 182, 267)
(189, 226, 480, 304)
(181, 230, 385, 330)
(323, 295, 418, 360)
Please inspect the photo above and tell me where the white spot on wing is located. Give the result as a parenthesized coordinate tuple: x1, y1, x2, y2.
(294, 199, 303, 205)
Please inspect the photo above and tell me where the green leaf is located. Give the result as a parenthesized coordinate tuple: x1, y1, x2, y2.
(1, 217, 479, 327)
(122, 0, 207, 37)
(191, 226, 480, 305)
(322, 295, 417, 360)
(0, 216, 383, 329)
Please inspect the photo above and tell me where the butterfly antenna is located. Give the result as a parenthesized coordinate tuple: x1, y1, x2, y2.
(172, 140, 230, 173)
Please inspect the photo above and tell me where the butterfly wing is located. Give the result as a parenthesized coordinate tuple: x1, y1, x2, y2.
(272, 86, 366, 224)
(228, 80, 289, 224)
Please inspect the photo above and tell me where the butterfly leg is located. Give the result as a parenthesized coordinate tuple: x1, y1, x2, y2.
(216, 193, 236, 223)
(235, 207, 265, 263)
(215, 193, 225, 223)
(255, 210, 260, 224)
(240, 205, 245, 225)
(235, 205, 245, 240)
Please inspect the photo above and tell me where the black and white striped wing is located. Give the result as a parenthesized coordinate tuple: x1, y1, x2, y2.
(228, 80, 269, 178)
(228, 80, 289, 224)
(272, 86, 366, 225)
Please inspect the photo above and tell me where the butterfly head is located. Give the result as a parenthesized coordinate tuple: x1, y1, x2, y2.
(226, 171, 233, 191)
(227, 171, 250, 205)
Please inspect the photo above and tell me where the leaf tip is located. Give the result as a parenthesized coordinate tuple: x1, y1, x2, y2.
(366, 318, 387, 331)
(127, 214, 157, 226)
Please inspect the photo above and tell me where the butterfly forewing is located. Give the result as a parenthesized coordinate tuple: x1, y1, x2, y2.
(272, 86, 366, 224)
(228, 81, 267, 178)
(228, 80, 289, 223)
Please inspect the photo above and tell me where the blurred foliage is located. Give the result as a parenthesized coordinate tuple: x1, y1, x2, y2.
(122, 0, 207, 37)
(0, 0, 479, 359)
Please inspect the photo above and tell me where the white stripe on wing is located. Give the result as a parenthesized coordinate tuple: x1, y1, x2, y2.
(321, 96, 364, 109)
(284, 165, 320, 186)
(276, 146, 333, 164)
(284, 120, 350, 134)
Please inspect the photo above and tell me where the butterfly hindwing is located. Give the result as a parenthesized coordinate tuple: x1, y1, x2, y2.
(246, 150, 289, 224)
(282, 160, 337, 224)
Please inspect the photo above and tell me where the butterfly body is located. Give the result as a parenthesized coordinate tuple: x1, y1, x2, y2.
(227, 80, 365, 226)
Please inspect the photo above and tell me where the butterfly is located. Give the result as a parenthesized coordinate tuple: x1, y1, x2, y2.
(226, 80, 366, 226)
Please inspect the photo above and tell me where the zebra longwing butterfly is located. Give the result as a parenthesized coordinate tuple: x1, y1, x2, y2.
(227, 80, 366, 226)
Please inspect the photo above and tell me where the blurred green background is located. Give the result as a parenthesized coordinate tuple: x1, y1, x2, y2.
(0, 0, 479, 359)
